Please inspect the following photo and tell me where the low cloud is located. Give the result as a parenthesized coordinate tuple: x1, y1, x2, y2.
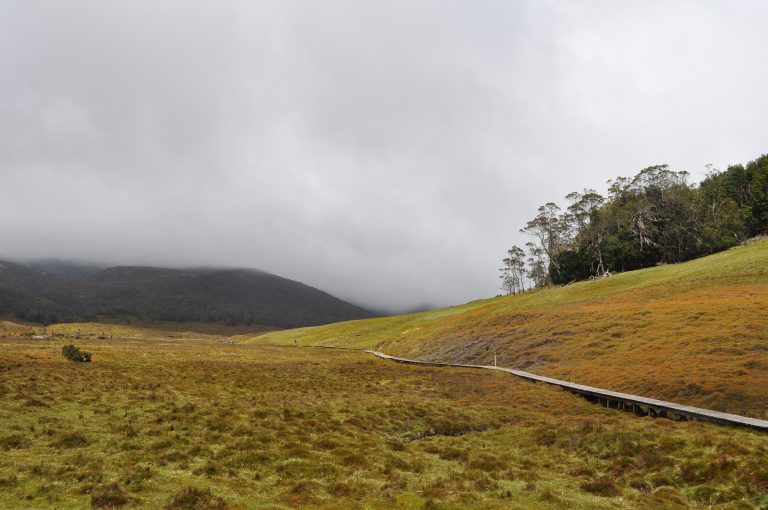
(1, 1, 766, 310)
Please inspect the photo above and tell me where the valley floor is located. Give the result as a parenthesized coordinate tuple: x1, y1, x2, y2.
(254, 240, 768, 420)
(1, 337, 767, 509)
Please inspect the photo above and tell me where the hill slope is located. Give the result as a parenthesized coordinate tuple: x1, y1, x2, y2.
(253, 239, 768, 419)
(0, 261, 373, 328)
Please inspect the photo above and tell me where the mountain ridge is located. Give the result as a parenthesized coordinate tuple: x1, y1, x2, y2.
(0, 259, 374, 328)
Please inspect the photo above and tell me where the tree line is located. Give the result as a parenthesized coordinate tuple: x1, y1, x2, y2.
(500, 153, 768, 292)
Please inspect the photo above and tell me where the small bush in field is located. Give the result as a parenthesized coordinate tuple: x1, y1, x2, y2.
(580, 477, 622, 497)
(163, 487, 228, 510)
(0, 433, 29, 450)
(52, 431, 89, 449)
(62, 345, 92, 362)
(91, 482, 129, 508)
(123, 466, 153, 492)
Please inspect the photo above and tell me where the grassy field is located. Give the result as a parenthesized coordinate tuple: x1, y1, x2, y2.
(253, 239, 768, 419)
(0, 320, 276, 341)
(1, 337, 767, 509)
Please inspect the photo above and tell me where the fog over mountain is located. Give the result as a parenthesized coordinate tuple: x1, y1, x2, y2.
(1, 1, 767, 310)
(0, 258, 374, 327)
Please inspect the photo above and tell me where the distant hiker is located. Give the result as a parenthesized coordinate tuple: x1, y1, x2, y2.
(292, 340, 297, 347)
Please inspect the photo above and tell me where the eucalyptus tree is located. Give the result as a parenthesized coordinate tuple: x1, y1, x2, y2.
(499, 245, 527, 294)
(565, 189, 607, 275)
(503, 153, 768, 288)
(524, 242, 549, 288)
(520, 203, 570, 283)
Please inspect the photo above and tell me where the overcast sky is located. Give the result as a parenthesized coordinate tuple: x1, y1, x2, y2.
(1, 1, 766, 311)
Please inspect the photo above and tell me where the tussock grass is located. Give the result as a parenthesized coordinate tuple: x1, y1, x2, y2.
(0, 338, 766, 508)
(0, 321, 274, 341)
(253, 240, 768, 418)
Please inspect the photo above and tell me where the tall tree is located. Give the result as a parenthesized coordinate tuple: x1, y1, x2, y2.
(520, 203, 570, 283)
(525, 242, 549, 288)
(499, 245, 526, 295)
(503, 153, 768, 289)
(499, 260, 514, 295)
(565, 189, 607, 275)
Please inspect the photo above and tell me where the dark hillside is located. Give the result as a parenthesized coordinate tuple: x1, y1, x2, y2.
(0, 261, 91, 323)
(0, 261, 374, 328)
(24, 259, 105, 279)
(89, 266, 373, 327)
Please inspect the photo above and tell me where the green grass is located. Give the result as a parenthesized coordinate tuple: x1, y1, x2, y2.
(252, 240, 768, 418)
(0, 320, 276, 341)
(3, 241, 768, 508)
(1, 337, 767, 509)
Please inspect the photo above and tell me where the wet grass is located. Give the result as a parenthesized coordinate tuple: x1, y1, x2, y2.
(253, 240, 768, 419)
(0, 321, 276, 341)
(0, 338, 767, 509)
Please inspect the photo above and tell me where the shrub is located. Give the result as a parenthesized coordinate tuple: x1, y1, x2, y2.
(163, 487, 228, 510)
(281, 480, 321, 507)
(52, 431, 89, 448)
(533, 428, 557, 446)
(0, 433, 29, 451)
(648, 486, 686, 506)
(123, 466, 153, 492)
(62, 345, 92, 362)
(91, 482, 129, 508)
(0, 473, 18, 488)
(329, 482, 352, 497)
(581, 476, 622, 497)
(192, 462, 220, 477)
(468, 453, 508, 472)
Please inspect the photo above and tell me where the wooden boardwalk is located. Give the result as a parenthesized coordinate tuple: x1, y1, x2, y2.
(309, 345, 768, 431)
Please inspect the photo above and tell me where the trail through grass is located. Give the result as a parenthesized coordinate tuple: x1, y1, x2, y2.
(253, 240, 768, 419)
(1, 338, 767, 509)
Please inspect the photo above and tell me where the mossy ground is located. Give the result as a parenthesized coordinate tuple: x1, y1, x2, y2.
(1, 337, 767, 509)
(254, 240, 768, 419)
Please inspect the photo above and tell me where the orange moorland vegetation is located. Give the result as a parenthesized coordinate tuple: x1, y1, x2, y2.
(255, 239, 768, 419)
(0, 320, 276, 341)
(1, 339, 767, 509)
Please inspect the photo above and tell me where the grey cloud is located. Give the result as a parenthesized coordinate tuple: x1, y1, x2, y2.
(1, 0, 766, 311)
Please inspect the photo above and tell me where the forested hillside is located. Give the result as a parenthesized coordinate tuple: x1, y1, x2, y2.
(0, 261, 373, 328)
(500, 154, 768, 291)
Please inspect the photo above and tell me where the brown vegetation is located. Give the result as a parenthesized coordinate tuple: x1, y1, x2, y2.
(257, 240, 768, 419)
(0, 337, 766, 508)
